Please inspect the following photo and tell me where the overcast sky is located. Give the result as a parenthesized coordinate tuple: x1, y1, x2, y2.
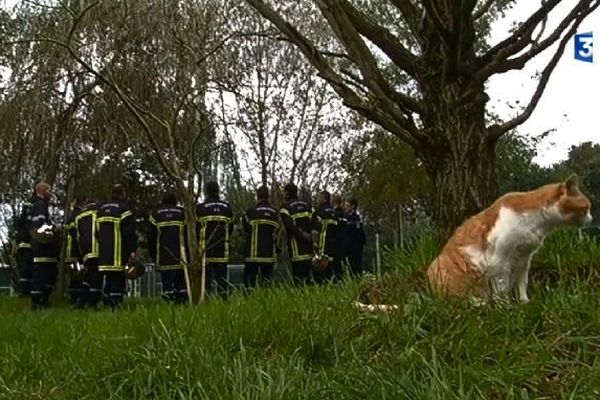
(487, 1, 600, 167)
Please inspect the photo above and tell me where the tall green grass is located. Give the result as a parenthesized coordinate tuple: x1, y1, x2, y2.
(1, 228, 600, 399)
(534, 229, 600, 287)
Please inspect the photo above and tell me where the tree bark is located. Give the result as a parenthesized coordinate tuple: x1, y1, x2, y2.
(413, 8, 500, 241)
(423, 138, 497, 242)
(179, 188, 204, 304)
(418, 80, 498, 242)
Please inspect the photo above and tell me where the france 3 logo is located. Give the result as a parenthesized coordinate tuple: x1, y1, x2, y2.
(574, 32, 593, 63)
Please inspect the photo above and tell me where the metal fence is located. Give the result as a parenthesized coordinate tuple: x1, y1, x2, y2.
(128, 263, 247, 298)
(0, 263, 247, 298)
(0, 264, 14, 295)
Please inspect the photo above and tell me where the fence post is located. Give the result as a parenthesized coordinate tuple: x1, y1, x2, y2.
(376, 232, 381, 278)
(398, 203, 404, 249)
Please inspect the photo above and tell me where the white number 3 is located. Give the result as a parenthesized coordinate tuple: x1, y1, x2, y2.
(578, 37, 594, 57)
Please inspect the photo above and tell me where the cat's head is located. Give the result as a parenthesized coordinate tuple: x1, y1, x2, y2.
(553, 174, 592, 227)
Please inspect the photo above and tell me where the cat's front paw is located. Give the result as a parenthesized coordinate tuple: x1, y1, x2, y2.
(518, 295, 530, 304)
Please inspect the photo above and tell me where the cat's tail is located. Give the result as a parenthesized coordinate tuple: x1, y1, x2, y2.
(353, 301, 399, 313)
(426, 256, 445, 295)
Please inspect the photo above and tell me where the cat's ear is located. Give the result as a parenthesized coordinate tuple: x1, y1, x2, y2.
(565, 173, 581, 196)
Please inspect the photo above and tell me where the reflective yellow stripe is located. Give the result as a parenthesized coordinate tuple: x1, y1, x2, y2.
(75, 210, 95, 223)
(156, 221, 184, 227)
(152, 213, 186, 268)
(34, 257, 57, 263)
(80, 210, 99, 257)
(291, 237, 300, 258)
(97, 216, 122, 268)
(248, 220, 278, 260)
(319, 230, 325, 253)
(83, 253, 98, 262)
(17, 242, 31, 249)
(251, 224, 258, 259)
(198, 215, 232, 223)
(291, 212, 311, 220)
(283, 210, 311, 260)
(97, 217, 120, 223)
(251, 219, 279, 227)
(198, 218, 230, 262)
(156, 220, 186, 266)
(99, 265, 124, 272)
(114, 221, 121, 268)
(318, 219, 337, 254)
(92, 218, 98, 255)
(205, 256, 229, 263)
(121, 210, 132, 219)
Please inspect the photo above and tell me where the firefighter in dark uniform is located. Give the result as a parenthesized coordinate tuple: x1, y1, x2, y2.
(197, 181, 234, 298)
(311, 190, 337, 284)
(96, 184, 137, 309)
(76, 198, 101, 309)
(344, 197, 366, 277)
(280, 183, 313, 285)
(27, 181, 60, 309)
(148, 190, 189, 304)
(13, 190, 36, 296)
(331, 194, 347, 282)
(64, 196, 87, 306)
(242, 185, 280, 289)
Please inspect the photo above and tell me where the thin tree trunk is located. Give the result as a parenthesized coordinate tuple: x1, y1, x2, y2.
(180, 189, 204, 304)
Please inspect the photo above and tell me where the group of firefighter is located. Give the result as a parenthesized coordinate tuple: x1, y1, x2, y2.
(13, 180, 366, 310)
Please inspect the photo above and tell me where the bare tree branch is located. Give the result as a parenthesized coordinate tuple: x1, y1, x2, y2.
(387, 0, 421, 37)
(333, 0, 419, 78)
(318, 0, 424, 119)
(487, 12, 588, 141)
(480, 0, 599, 78)
(245, 0, 425, 150)
(317, 49, 354, 61)
(476, 0, 562, 74)
(339, 68, 370, 95)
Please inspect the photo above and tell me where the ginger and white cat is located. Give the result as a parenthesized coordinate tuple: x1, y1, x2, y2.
(427, 174, 592, 303)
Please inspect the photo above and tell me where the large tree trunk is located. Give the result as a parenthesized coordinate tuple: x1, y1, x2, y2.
(419, 77, 498, 242)
(423, 135, 497, 242)
(415, 7, 499, 242)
